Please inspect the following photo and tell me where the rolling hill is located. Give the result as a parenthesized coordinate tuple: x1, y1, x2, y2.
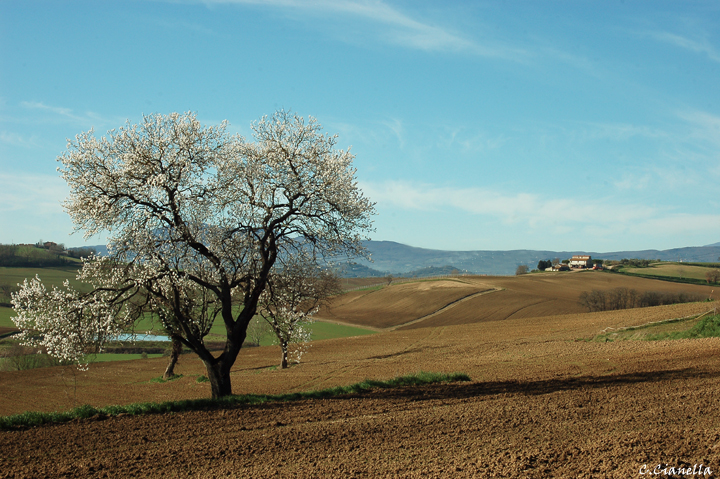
(347, 240, 720, 276)
(316, 271, 716, 330)
(79, 240, 720, 276)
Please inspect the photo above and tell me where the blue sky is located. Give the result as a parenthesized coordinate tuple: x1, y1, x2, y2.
(2, 1, 720, 252)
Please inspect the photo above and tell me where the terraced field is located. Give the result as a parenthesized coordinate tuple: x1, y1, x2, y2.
(2, 272, 719, 478)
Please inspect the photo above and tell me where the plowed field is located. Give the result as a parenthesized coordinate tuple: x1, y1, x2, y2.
(2, 274, 720, 478)
(318, 279, 489, 329)
(318, 272, 716, 330)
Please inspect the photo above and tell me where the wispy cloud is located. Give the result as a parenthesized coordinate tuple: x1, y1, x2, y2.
(671, 109, 720, 163)
(17, 101, 126, 132)
(646, 31, 720, 63)
(573, 121, 667, 142)
(0, 131, 41, 148)
(612, 164, 706, 192)
(678, 109, 720, 136)
(361, 179, 654, 227)
(153, 18, 218, 36)
(21, 101, 85, 122)
(197, 0, 528, 59)
(381, 118, 404, 148)
(438, 127, 510, 153)
(362, 179, 720, 250)
(0, 173, 67, 216)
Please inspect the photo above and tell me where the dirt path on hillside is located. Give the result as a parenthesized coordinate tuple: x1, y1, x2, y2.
(386, 287, 501, 330)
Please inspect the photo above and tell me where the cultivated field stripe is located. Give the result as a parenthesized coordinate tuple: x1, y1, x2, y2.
(387, 288, 502, 331)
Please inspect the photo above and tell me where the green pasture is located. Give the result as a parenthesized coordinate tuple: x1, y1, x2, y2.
(88, 353, 164, 363)
(0, 307, 15, 329)
(0, 266, 82, 290)
(0, 265, 376, 357)
(621, 263, 713, 281)
(2, 305, 375, 342)
(0, 266, 82, 329)
(2, 303, 375, 350)
(310, 320, 376, 341)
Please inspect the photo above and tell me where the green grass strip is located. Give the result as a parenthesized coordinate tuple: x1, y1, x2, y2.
(0, 371, 470, 430)
(607, 268, 714, 286)
(644, 314, 720, 341)
(592, 312, 720, 342)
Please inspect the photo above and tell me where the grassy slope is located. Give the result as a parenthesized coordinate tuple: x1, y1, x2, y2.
(592, 310, 720, 342)
(0, 266, 82, 290)
(0, 266, 377, 340)
(89, 353, 165, 363)
(0, 266, 83, 329)
(0, 308, 15, 329)
(622, 263, 714, 281)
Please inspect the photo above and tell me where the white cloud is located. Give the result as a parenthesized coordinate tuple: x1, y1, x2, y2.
(153, 18, 219, 36)
(438, 127, 510, 153)
(0, 131, 41, 148)
(573, 121, 667, 142)
(677, 109, 720, 144)
(197, 0, 528, 59)
(647, 31, 720, 63)
(19, 101, 115, 129)
(381, 118, 404, 148)
(613, 173, 652, 191)
(362, 179, 720, 251)
(360, 179, 655, 227)
(0, 173, 67, 216)
(635, 213, 720, 237)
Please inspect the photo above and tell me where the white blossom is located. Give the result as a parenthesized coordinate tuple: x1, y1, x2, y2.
(258, 254, 341, 368)
(13, 111, 373, 398)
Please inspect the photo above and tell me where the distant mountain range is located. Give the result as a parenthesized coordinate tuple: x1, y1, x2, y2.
(78, 241, 720, 277)
(348, 241, 720, 277)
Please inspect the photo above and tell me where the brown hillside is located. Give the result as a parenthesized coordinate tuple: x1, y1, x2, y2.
(319, 279, 490, 329)
(318, 272, 716, 330)
(2, 300, 719, 478)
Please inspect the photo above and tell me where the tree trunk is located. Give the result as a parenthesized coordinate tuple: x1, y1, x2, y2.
(163, 336, 182, 379)
(204, 360, 233, 399)
(280, 340, 288, 369)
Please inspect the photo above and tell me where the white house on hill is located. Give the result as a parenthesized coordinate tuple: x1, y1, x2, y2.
(570, 255, 592, 268)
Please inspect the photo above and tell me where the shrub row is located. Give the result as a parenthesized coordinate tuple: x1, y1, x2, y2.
(579, 287, 706, 312)
(0, 345, 64, 371)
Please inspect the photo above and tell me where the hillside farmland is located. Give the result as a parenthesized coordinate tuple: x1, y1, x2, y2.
(1, 272, 719, 477)
(317, 271, 716, 329)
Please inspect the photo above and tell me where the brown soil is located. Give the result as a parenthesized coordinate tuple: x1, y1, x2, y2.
(319, 272, 717, 330)
(319, 279, 486, 329)
(0, 327, 18, 336)
(2, 279, 720, 477)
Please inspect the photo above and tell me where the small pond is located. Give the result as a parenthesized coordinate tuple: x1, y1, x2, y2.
(114, 333, 170, 342)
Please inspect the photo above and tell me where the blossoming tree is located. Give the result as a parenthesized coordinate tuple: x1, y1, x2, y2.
(258, 255, 342, 369)
(11, 111, 374, 398)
